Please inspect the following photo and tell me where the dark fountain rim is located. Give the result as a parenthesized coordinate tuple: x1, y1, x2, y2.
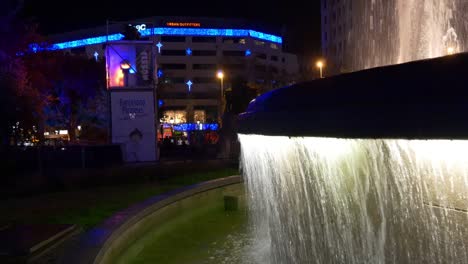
(238, 52, 468, 140)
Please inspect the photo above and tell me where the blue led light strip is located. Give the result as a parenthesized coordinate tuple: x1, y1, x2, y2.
(49, 33, 125, 50)
(46, 27, 282, 51)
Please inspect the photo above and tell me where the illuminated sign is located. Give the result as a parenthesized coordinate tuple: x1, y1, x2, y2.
(135, 24, 146, 31)
(129, 24, 147, 32)
(166, 22, 201, 27)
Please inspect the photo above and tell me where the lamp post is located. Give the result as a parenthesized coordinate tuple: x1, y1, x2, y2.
(316, 60, 324, 79)
(120, 60, 131, 86)
(217, 70, 225, 125)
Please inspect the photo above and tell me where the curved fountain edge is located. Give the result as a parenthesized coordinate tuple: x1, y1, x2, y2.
(60, 175, 243, 264)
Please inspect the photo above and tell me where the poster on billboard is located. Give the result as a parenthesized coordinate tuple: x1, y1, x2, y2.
(111, 89, 156, 162)
(106, 41, 154, 88)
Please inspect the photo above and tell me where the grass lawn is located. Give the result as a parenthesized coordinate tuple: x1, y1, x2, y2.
(0, 167, 239, 230)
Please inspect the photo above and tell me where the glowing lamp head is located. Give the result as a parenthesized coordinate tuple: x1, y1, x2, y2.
(120, 60, 131, 70)
(217, 70, 224, 79)
(316, 61, 324, 68)
(447, 47, 455, 55)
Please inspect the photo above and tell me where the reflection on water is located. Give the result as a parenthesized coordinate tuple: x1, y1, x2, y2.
(206, 225, 271, 264)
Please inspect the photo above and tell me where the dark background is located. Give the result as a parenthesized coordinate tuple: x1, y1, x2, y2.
(19, 0, 322, 61)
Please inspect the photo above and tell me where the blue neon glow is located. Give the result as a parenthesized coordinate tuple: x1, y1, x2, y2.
(172, 123, 219, 131)
(129, 68, 136, 74)
(249, 30, 282, 44)
(245, 49, 252, 56)
(93, 51, 99, 61)
(44, 27, 282, 51)
(29, 44, 40, 53)
(186, 80, 193, 92)
(186, 48, 192, 56)
(156, 42, 163, 53)
(49, 33, 124, 50)
(157, 69, 164, 78)
(158, 99, 164, 108)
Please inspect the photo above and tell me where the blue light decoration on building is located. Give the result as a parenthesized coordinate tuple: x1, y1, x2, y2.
(158, 99, 164, 108)
(129, 68, 136, 74)
(245, 49, 252, 56)
(156, 42, 163, 53)
(186, 48, 192, 56)
(173, 123, 219, 132)
(43, 27, 282, 51)
(29, 43, 45, 53)
(49, 33, 124, 50)
(93, 51, 99, 61)
(248, 30, 282, 44)
(157, 69, 164, 78)
(186, 80, 193, 92)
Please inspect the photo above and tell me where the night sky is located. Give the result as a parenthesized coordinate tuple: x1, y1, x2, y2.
(19, 0, 322, 60)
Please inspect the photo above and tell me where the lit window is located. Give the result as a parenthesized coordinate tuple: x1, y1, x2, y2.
(194, 110, 206, 123)
(270, 43, 279, 49)
(255, 40, 265, 46)
(163, 110, 187, 124)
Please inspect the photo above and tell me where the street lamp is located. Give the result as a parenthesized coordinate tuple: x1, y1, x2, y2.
(316, 60, 324, 79)
(217, 70, 225, 125)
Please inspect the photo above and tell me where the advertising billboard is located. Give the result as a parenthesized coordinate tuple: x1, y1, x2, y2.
(111, 90, 156, 162)
(106, 41, 154, 88)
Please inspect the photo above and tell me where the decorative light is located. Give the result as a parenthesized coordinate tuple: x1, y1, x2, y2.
(157, 69, 164, 78)
(173, 123, 219, 131)
(186, 48, 192, 56)
(44, 28, 282, 51)
(49, 33, 124, 50)
(93, 51, 99, 61)
(156, 42, 163, 53)
(245, 49, 252, 56)
(186, 80, 193, 92)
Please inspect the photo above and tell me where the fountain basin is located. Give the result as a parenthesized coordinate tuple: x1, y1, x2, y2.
(238, 53, 468, 139)
(238, 53, 468, 263)
(61, 176, 244, 264)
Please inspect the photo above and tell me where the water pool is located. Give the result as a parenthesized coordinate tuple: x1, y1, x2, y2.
(111, 183, 268, 264)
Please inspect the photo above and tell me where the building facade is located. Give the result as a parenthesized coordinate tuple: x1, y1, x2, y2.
(48, 17, 299, 128)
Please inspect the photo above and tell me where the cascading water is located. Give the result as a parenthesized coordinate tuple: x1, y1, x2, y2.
(239, 135, 468, 264)
(340, 0, 466, 72)
(397, 0, 461, 63)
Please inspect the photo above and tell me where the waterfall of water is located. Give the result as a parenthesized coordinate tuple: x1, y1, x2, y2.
(397, 0, 460, 63)
(239, 135, 468, 264)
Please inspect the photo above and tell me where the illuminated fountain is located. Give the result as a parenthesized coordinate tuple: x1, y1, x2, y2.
(342, 0, 466, 71)
(238, 54, 468, 263)
(397, 0, 463, 62)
